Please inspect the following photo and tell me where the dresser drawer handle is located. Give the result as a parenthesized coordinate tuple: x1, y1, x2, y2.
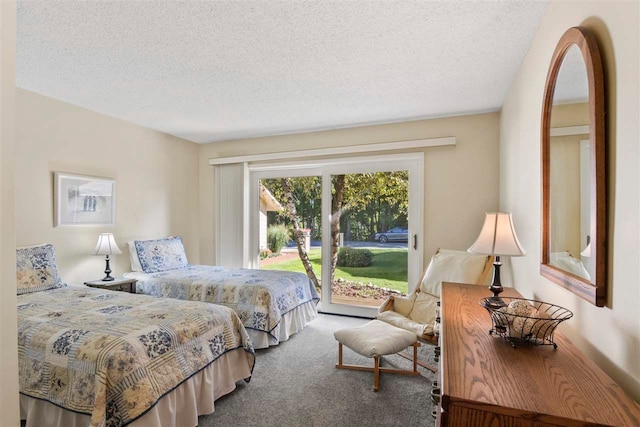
(431, 387, 441, 405)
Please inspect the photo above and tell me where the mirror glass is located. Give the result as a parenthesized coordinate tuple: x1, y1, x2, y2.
(548, 45, 593, 281)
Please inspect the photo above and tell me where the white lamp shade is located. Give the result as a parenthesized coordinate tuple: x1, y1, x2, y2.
(580, 242, 591, 257)
(94, 233, 122, 255)
(468, 212, 527, 257)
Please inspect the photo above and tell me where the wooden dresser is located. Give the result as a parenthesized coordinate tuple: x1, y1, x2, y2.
(437, 282, 640, 426)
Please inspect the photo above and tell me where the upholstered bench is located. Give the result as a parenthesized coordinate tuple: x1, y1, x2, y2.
(334, 320, 420, 392)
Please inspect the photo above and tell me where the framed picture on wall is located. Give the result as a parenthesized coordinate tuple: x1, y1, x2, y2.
(54, 172, 116, 226)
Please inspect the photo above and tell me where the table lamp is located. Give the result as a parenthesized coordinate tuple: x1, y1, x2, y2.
(94, 233, 122, 281)
(468, 212, 526, 307)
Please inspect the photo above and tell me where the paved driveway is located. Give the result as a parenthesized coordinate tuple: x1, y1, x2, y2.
(284, 240, 407, 251)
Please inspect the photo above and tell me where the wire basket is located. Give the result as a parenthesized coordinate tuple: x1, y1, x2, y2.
(479, 297, 573, 348)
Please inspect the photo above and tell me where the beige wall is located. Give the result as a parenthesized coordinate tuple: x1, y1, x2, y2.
(549, 103, 589, 259)
(550, 133, 584, 255)
(1, 2, 19, 425)
(500, 0, 639, 400)
(199, 113, 501, 268)
(15, 89, 200, 284)
(550, 101, 589, 128)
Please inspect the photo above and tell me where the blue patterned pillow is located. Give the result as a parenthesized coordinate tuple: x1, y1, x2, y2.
(134, 236, 189, 273)
(16, 244, 66, 295)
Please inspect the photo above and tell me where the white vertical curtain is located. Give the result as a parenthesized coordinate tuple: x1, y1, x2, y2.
(213, 162, 249, 267)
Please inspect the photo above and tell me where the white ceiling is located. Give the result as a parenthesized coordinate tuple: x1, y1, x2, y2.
(17, 1, 549, 144)
(554, 45, 589, 104)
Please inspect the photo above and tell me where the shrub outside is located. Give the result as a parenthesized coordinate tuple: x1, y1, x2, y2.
(259, 248, 273, 259)
(267, 224, 289, 254)
(337, 247, 374, 267)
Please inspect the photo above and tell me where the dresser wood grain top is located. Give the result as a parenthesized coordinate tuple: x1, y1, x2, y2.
(440, 282, 640, 426)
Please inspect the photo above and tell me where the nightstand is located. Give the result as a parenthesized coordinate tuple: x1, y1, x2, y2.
(84, 277, 137, 294)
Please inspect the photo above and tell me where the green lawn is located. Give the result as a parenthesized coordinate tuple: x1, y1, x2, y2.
(261, 248, 408, 293)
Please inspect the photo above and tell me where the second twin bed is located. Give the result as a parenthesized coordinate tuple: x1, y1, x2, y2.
(125, 236, 320, 349)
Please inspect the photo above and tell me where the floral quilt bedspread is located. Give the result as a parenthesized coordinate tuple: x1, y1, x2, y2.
(127, 265, 320, 335)
(18, 286, 255, 427)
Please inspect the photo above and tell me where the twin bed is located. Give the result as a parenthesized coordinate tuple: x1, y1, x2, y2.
(124, 236, 320, 349)
(19, 286, 254, 427)
(17, 239, 317, 426)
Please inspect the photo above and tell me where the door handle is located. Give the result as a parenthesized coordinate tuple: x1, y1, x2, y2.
(413, 234, 417, 250)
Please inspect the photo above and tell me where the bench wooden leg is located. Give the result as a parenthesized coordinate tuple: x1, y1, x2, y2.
(397, 342, 437, 373)
(374, 356, 380, 392)
(335, 341, 421, 392)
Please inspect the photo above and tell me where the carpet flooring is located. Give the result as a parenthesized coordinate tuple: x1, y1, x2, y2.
(199, 313, 437, 427)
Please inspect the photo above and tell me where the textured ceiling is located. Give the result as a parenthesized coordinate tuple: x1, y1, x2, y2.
(554, 45, 589, 104)
(17, 1, 549, 144)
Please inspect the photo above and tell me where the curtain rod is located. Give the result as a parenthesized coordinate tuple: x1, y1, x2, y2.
(208, 136, 455, 165)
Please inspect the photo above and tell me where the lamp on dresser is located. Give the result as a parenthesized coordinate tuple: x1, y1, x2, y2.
(94, 233, 122, 281)
(468, 212, 526, 307)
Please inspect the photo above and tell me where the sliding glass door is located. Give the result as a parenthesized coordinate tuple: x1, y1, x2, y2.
(324, 171, 410, 309)
(251, 153, 423, 318)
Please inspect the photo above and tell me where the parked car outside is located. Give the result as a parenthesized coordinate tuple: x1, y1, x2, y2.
(373, 227, 408, 243)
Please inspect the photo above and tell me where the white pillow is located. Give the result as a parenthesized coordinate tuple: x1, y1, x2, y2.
(376, 310, 428, 337)
(550, 251, 590, 280)
(408, 291, 439, 325)
(420, 250, 488, 297)
(392, 293, 416, 318)
(127, 241, 143, 272)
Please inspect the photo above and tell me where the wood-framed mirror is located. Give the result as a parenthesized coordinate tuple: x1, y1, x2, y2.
(541, 26, 606, 306)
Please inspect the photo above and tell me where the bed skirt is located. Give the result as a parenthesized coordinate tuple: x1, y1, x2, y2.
(247, 299, 318, 349)
(20, 348, 252, 427)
